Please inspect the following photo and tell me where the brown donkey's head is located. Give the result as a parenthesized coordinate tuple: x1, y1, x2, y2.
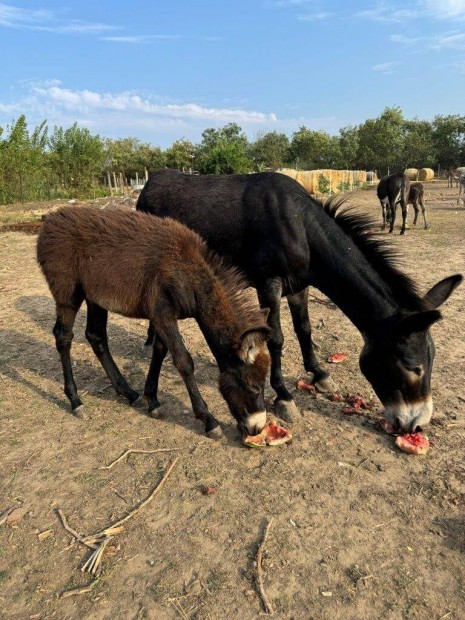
(218, 325, 271, 436)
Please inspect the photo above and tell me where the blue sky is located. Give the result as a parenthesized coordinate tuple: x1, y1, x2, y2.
(0, 1, 464, 147)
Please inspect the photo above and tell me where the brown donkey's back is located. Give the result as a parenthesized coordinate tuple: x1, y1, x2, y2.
(37, 207, 270, 439)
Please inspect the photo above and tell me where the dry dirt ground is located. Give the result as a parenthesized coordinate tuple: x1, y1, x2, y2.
(0, 181, 464, 620)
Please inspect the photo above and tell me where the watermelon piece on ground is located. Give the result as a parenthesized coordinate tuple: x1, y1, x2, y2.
(327, 353, 348, 363)
(243, 421, 292, 448)
(395, 433, 430, 455)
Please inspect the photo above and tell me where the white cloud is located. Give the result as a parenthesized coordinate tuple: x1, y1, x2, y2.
(391, 30, 465, 50)
(372, 60, 401, 73)
(264, 1, 317, 7)
(0, 2, 118, 34)
(355, 4, 418, 22)
(421, 0, 465, 19)
(297, 12, 332, 21)
(101, 35, 182, 43)
(0, 81, 279, 146)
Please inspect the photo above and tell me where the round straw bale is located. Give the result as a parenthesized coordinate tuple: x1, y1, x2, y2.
(278, 168, 298, 180)
(404, 168, 419, 181)
(418, 168, 434, 182)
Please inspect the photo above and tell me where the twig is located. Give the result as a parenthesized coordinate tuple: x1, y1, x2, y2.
(256, 518, 275, 615)
(99, 448, 180, 470)
(60, 578, 100, 599)
(84, 457, 179, 543)
(56, 509, 97, 550)
(81, 538, 111, 575)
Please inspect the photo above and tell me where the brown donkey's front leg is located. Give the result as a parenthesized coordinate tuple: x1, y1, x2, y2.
(151, 319, 224, 439)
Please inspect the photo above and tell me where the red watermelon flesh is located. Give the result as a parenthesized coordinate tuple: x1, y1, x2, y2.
(395, 433, 430, 455)
(327, 353, 348, 363)
(243, 421, 292, 448)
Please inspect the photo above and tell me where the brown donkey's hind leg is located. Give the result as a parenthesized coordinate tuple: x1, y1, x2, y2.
(85, 301, 141, 406)
(144, 330, 168, 414)
(152, 318, 223, 439)
(54, 292, 85, 418)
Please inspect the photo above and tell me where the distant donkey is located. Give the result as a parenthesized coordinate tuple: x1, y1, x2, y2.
(377, 172, 411, 234)
(448, 167, 465, 188)
(457, 173, 465, 206)
(37, 207, 271, 440)
(407, 182, 428, 229)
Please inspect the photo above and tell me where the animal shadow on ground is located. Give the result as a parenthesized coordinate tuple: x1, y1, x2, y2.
(4, 295, 241, 439)
(435, 515, 465, 553)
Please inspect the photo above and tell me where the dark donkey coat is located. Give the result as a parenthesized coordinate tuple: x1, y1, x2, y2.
(136, 169, 462, 431)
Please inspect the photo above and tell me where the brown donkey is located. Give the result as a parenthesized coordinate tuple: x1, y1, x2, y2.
(37, 207, 271, 439)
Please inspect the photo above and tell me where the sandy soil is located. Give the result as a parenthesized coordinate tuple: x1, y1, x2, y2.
(0, 182, 464, 620)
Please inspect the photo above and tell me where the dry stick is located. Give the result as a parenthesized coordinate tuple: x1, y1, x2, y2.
(83, 457, 180, 543)
(99, 448, 180, 470)
(56, 509, 98, 550)
(60, 578, 100, 599)
(256, 518, 275, 615)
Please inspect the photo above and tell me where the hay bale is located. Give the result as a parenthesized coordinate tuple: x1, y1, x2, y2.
(418, 168, 434, 182)
(278, 168, 298, 180)
(404, 168, 419, 181)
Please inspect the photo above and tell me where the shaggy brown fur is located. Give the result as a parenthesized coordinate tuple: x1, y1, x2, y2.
(37, 207, 270, 438)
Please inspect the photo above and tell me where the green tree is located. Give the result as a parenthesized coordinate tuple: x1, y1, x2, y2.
(49, 123, 105, 196)
(251, 131, 290, 170)
(402, 119, 436, 169)
(338, 125, 360, 169)
(104, 137, 165, 180)
(196, 124, 252, 174)
(0, 115, 48, 203)
(289, 127, 338, 169)
(357, 107, 405, 175)
(164, 139, 195, 171)
(431, 114, 465, 170)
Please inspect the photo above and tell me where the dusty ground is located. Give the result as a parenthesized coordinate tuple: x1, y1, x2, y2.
(0, 182, 464, 620)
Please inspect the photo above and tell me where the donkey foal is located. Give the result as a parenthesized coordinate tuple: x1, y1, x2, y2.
(37, 207, 270, 439)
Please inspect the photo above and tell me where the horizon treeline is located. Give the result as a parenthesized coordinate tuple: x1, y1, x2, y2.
(1, 106, 464, 204)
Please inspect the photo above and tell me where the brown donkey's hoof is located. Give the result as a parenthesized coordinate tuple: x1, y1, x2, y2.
(73, 405, 87, 420)
(275, 399, 298, 423)
(207, 426, 225, 441)
(314, 376, 337, 393)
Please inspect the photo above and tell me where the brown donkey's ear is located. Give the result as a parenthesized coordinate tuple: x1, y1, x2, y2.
(238, 326, 271, 363)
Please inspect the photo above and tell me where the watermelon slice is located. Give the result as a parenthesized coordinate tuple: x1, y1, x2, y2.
(327, 353, 348, 363)
(296, 379, 316, 393)
(243, 421, 292, 448)
(395, 433, 430, 455)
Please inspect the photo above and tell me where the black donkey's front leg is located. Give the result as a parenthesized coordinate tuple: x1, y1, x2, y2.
(287, 287, 335, 392)
(258, 278, 297, 422)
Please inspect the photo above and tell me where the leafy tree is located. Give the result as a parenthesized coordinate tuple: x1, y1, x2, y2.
(49, 123, 105, 196)
(196, 124, 252, 174)
(338, 125, 360, 169)
(251, 131, 290, 170)
(104, 137, 166, 180)
(431, 114, 465, 170)
(402, 119, 436, 169)
(357, 107, 405, 175)
(164, 139, 195, 171)
(289, 127, 338, 169)
(0, 115, 48, 203)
